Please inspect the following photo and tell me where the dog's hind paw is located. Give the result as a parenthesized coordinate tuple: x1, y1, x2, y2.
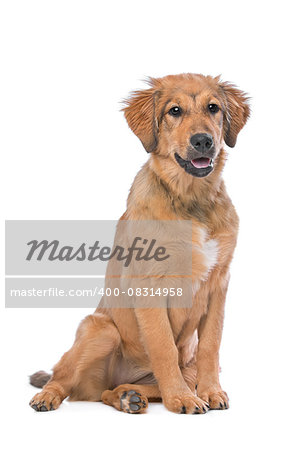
(120, 390, 147, 414)
(29, 391, 62, 412)
(101, 386, 148, 414)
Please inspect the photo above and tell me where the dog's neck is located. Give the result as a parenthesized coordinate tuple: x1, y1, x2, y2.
(149, 148, 226, 206)
(126, 148, 228, 222)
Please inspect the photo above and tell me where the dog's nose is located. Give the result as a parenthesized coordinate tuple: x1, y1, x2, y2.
(190, 133, 213, 152)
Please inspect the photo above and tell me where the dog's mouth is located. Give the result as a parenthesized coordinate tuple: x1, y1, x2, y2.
(191, 157, 212, 169)
(174, 153, 214, 178)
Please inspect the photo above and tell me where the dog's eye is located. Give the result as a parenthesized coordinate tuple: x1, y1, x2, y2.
(168, 106, 182, 117)
(208, 104, 220, 114)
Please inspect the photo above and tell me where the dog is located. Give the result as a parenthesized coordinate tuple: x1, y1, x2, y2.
(29, 73, 250, 414)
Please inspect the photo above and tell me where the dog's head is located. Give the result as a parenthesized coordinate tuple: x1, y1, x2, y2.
(123, 74, 250, 178)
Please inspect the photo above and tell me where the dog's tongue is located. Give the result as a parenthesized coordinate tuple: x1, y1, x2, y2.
(191, 157, 211, 168)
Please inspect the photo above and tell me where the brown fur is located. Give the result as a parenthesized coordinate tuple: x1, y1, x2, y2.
(29, 73, 250, 414)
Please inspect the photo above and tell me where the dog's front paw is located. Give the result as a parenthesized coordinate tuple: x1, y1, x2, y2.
(196, 386, 229, 410)
(163, 390, 209, 414)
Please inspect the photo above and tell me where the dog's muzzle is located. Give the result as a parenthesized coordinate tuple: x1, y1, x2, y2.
(175, 133, 215, 178)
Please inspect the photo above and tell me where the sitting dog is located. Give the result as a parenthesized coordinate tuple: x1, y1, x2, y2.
(29, 73, 250, 414)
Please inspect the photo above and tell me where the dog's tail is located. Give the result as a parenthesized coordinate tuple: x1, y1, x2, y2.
(29, 370, 51, 388)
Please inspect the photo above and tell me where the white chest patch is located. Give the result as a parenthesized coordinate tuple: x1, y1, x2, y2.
(194, 228, 219, 279)
(202, 238, 219, 272)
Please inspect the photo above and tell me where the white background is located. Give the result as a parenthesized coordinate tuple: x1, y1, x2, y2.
(1, 0, 300, 449)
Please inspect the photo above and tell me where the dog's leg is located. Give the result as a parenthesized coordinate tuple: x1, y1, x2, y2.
(196, 272, 230, 410)
(29, 313, 120, 411)
(134, 308, 209, 414)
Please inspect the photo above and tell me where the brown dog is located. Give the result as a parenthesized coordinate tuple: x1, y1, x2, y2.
(29, 73, 250, 414)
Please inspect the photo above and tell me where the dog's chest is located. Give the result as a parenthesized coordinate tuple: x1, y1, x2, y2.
(193, 226, 219, 282)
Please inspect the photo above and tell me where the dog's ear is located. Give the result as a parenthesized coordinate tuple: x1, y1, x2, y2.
(123, 87, 158, 153)
(219, 82, 250, 148)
